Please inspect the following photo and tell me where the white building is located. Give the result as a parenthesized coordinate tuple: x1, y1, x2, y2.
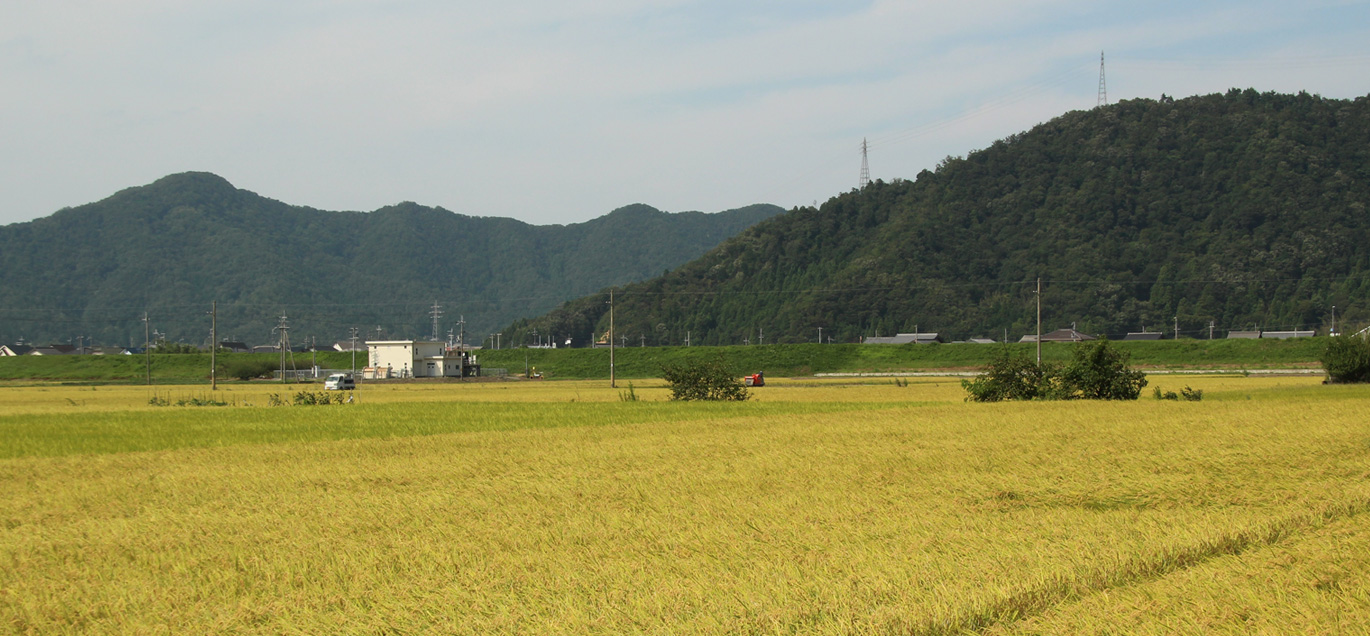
(365, 340, 478, 379)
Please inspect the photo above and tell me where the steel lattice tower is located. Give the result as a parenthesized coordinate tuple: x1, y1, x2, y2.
(429, 301, 443, 341)
(1097, 51, 1108, 107)
(859, 138, 870, 189)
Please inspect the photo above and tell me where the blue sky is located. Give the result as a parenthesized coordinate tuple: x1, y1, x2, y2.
(2, 0, 1369, 226)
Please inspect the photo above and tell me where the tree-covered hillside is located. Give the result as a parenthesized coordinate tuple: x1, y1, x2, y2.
(0, 173, 781, 346)
(507, 90, 1370, 346)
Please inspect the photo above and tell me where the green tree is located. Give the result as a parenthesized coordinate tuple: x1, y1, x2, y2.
(1058, 338, 1148, 400)
(661, 357, 750, 401)
(1320, 335, 1370, 383)
(961, 349, 1060, 402)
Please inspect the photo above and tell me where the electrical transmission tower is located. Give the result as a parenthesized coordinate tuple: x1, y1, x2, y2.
(859, 138, 871, 189)
(429, 301, 443, 341)
(1097, 51, 1108, 107)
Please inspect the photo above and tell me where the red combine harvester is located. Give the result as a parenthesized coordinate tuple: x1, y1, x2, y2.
(744, 372, 765, 387)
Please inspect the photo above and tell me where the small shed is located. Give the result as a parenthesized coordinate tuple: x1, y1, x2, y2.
(1227, 331, 1261, 339)
(1123, 332, 1164, 341)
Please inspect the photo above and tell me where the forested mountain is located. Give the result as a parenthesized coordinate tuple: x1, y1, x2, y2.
(507, 89, 1370, 346)
(0, 173, 782, 346)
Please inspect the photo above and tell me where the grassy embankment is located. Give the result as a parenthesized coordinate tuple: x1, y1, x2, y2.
(478, 337, 1327, 378)
(1, 375, 1367, 634)
(0, 339, 1326, 384)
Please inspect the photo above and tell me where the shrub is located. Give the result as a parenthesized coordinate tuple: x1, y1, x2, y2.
(1057, 338, 1148, 400)
(661, 358, 750, 401)
(1320, 335, 1370, 383)
(222, 359, 279, 381)
(152, 342, 201, 354)
(1154, 385, 1203, 401)
(962, 348, 1062, 402)
(964, 339, 1145, 402)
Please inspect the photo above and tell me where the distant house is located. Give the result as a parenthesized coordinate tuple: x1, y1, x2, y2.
(1227, 331, 1261, 339)
(218, 341, 251, 353)
(251, 345, 278, 354)
(333, 341, 364, 352)
(366, 340, 480, 379)
(1123, 332, 1164, 341)
(0, 344, 33, 356)
(28, 347, 69, 356)
(864, 333, 942, 345)
(967, 338, 997, 344)
(90, 346, 130, 355)
(1020, 328, 1096, 343)
(1261, 330, 1315, 339)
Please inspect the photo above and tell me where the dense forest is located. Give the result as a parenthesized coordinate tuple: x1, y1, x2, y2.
(0, 173, 781, 346)
(506, 89, 1370, 346)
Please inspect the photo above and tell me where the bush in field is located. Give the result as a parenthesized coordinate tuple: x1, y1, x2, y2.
(962, 349, 1061, 402)
(661, 358, 749, 401)
(222, 359, 279, 381)
(964, 339, 1145, 401)
(1320, 335, 1370, 383)
(1154, 385, 1203, 401)
(1057, 338, 1148, 400)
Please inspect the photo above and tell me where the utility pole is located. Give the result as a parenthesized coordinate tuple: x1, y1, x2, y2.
(685, 331, 690, 347)
(818, 327, 822, 344)
(275, 313, 295, 384)
(1035, 278, 1042, 367)
(1332, 305, 1338, 336)
(608, 289, 615, 388)
(1174, 316, 1180, 341)
(640, 334, 645, 348)
(349, 327, 359, 377)
(495, 333, 502, 350)
(457, 315, 466, 350)
(1209, 320, 1215, 340)
(143, 312, 151, 385)
(210, 301, 217, 390)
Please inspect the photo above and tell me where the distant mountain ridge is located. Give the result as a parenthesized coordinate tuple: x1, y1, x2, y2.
(0, 172, 782, 346)
(505, 89, 1370, 346)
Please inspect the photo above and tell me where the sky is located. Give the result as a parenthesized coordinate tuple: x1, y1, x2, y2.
(3, 0, 1370, 227)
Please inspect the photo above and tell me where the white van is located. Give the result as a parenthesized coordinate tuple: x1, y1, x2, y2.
(324, 373, 355, 390)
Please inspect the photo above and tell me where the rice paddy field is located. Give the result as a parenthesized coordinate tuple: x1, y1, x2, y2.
(1, 374, 1367, 634)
